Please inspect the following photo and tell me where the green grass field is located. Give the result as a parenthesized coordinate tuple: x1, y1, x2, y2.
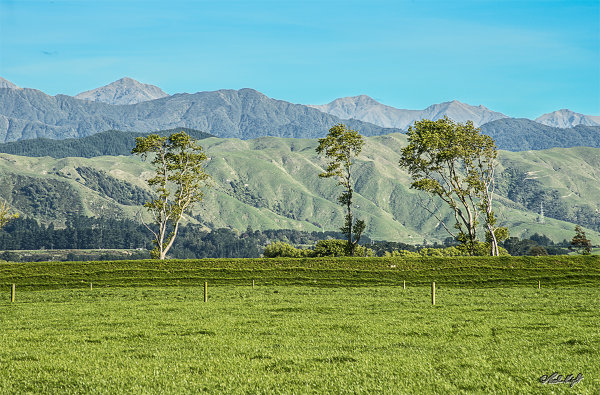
(2, 255, 599, 290)
(1, 284, 598, 394)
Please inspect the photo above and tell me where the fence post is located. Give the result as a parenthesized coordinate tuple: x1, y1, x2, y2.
(90, 282, 93, 290)
(431, 282, 436, 305)
(538, 280, 541, 289)
(11, 284, 15, 303)
(403, 280, 406, 290)
(204, 281, 208, 303)
(252, 279, 255, 289)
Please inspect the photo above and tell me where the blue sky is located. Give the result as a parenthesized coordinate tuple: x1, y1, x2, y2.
(0, 0, 598, 118)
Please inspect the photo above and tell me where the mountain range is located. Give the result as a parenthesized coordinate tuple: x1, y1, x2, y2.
(310, 95, 600, 130)
(308, 95, 508, 128)
(0, 76, 599, 149)
(0, 84, 399, 142)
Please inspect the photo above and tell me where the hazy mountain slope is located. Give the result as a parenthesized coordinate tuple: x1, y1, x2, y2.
(1, 134, 598, 244)
(0, 77, 20, 89)
(310, 96, 507, 129)
(0, 88, 400, 142)
(535, 109, 600, 128)
(0, 128, 213, 158)
(308, 95, 421, 129)
(420, 100, 507, 127)
(75, 77, 169, 105)
(480, 118, 600, 151)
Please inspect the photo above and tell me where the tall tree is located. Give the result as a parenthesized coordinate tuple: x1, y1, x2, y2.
(399, 117, 506, 255)
(316, 123, 365, 256)
(132, 131, 210, 259)
(0, 200, 18, 230)
(570, 225, 592, 255)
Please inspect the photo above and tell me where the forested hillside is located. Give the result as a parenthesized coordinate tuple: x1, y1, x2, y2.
(0, 128, 213, 158)
(480, 118, 600, 151)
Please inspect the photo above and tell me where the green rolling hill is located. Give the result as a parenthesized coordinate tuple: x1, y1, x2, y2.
(0, 133, 598, 244)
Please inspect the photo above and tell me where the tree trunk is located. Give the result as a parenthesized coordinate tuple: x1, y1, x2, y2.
(487, 223, 499, 256)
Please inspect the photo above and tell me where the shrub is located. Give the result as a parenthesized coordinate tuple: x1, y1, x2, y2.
(313, 239, 374, 257)
(456, 241, 510, 256)
(263, 241, 305, 258)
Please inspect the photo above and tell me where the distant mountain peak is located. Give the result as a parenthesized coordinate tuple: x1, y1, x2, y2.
(311, 96, 507, 129)
(535, 109, 600, 128)
(353, 94, 380, 102)
(0, 77, 20, 89)
(74, 77, 168, 105)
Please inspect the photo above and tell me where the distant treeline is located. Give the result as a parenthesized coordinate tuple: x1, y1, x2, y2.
(0, 216, 568, 262)
(0, 216, 349, 261)
(0, 128, 213, 158)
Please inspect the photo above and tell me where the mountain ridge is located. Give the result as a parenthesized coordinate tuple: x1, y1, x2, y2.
(1, 76, 599, 146)
(309, 95, 508, 129)
(0, 77, 20, 90)
(535, 109, 600, 128)
(0, 87, 400, 142)
(3, 76, 599, 128)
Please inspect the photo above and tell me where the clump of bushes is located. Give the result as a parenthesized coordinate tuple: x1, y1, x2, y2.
(263, 241, 312, 258)
(263, 239, 375, 258)
(264, 239, 512, 259)
(384, 242, 509, 257)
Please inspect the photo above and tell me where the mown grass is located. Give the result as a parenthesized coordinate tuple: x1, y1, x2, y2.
(1, 255, 600, 290)
(1, 285, 598, 393)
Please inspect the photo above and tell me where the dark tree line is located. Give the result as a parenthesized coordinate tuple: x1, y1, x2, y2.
(0, 215, 571, 261)
(0, 216, 349, 261)
(501, 233, 569, 256)
(0, 128, 213, 159)
(0, 216, 150, 251)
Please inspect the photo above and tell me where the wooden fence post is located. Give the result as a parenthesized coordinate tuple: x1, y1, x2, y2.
(204, 281, 208, 303)
(431, 282, 436, 305)
(252, 279, 255, 289)
(90, 282, 93, 290)
(538, 280, 541, 289)
(11, 284, 15, 303)
(403, 280, 406, 290)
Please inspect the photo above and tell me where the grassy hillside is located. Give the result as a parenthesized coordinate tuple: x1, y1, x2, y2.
(1, 133, 599, 243)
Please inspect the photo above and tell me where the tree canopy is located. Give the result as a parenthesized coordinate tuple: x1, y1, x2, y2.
(399, 117, 506, 255)
(0, 200, 18, 230)
(570, 225, 592, 255)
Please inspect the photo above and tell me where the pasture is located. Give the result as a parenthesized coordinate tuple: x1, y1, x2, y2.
(1, 256, 599, 393)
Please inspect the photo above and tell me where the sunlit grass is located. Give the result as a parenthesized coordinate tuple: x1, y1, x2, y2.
(1, 285, 598, 393)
